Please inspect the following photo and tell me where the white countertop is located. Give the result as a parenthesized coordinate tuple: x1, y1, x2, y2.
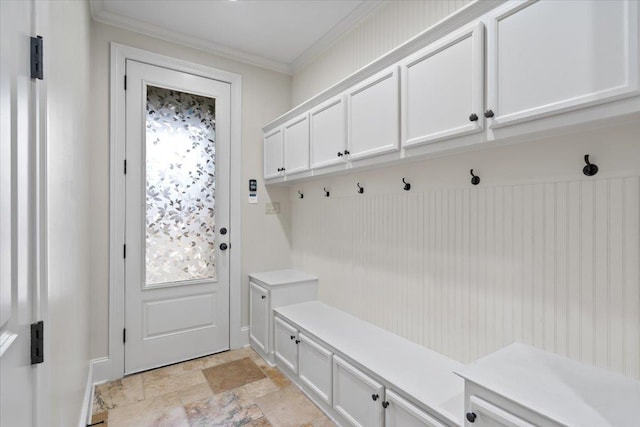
(455, 343, 640, 427)
(275, 301, 465, 425)
(248, 269, 317, 287)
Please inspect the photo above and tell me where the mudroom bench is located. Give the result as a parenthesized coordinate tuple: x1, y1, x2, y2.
(273, 301, 464, 427)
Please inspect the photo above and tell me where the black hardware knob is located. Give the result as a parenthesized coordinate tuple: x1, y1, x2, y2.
(219, 243, 228, 251)
(466, 412, 477, 423)
(295, 339, 300, 344)
(281, 167, 286, 171)
(337, 152, 343, 157)
(470, 169, 480, 186)
(484, 109, 494, 118)
(261, 295, 266, 300)
(343, 150, 350, 155)
(381, 401, 389, 409)
(583, 154, 599, 176)
(290, 335, 295, 340)
(469, 113, 479, 122)
(371, 394, 379, 401)
(219, 227, 227, 235)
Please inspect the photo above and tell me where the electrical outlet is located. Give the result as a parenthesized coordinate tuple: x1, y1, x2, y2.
(265, 202, 280, 214)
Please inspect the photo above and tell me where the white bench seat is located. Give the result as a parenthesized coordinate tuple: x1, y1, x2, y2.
(274, 301, 465, 426)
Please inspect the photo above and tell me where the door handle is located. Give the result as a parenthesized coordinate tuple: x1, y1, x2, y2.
(219, 243, 228, 251)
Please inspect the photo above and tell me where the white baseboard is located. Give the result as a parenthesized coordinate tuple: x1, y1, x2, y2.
(238, 326, 250, 348)
(91, 356, 112, 384)
(79, 361, 94, 427)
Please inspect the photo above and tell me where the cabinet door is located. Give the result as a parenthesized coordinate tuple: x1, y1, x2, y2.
(401, 22, 484, 148)
(298, 332, 333, 406)
(264, 128, 283, 179)
(274, 316, 298, 374)
(283, 114, 310, 175)
(384, 389, 446, 427)
(333, 355, 384, 427)
(486, 0, 639, 129)
(310, 95, 347, 169)
(249, 282, 269, 354)
(347, 66, 399, 161)
(467, 396, 536, 427)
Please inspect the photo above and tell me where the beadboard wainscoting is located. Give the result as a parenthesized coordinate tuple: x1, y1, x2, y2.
(291, 172, 640, 380)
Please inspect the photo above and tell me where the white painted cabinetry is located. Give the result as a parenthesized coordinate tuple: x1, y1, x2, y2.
(310, 95, 347, 169)
(248, 270, 317, 364)
(298, 332, 333, 406)
(333, 355, 385, 427)
(274, 316, 298, 374)
(486, 0, 639, 129)
(346, 66, 400, 161)
(385, 390, 446, 427)
(263, 127, 283, 179)
(401, 22, 484, 148)
(283, 114, 310, 175)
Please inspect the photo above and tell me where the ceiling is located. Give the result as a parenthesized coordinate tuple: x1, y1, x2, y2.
(89, 0, 385, 74)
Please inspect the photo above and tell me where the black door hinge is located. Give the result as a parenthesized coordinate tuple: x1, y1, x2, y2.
(123, 244, 126, 258)
(124, 75, 127, 90)
(30, 36, 43, 80)
(31, 321, 44, 364)
(124, 159, 127, 174)
(123, 328, 126, 343)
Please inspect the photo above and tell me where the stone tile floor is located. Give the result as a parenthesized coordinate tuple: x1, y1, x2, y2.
(91, 347, 336, 427)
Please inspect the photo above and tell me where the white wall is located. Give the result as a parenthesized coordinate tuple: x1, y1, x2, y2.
(89, 22, 293, 359)
(47, 1, 92, 424)
(292, 0, 471, 105)
(290, 123, 640, 380)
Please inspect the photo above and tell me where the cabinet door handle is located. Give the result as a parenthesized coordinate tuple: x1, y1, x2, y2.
(337, 152, 343, 157)
(261, 295, 266, 300)
(381, 401, 389, 408)
(469, 113, 478, 122)
(343, 150, 350, 155)
(295, 339, 300, 344)
(466, 412, 477, 423)
(371, 394, 379, 401)
(290, 335, 295, 340)
(484, 109, 494, 118)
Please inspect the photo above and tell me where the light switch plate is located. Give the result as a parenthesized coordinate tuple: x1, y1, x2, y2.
(265, 202, 280, 214)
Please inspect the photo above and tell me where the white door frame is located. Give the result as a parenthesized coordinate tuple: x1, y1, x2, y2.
(107, 43, 243, 381)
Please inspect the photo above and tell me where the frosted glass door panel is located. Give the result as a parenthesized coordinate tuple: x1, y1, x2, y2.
(145, 85, 216, 285)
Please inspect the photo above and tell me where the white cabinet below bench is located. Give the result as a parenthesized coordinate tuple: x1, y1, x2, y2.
(333, 355, 385, 427)
(248, 270, 317, 365)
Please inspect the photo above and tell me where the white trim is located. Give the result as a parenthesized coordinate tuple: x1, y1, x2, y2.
(79, 362, 94, 427)
(90, 357, 111, 385)
(239, 326, 250, 347)
(90, 0, 389, 76)
(109, 43, 243, 380)
(290, 1, 389, 74)
(0, 331, 17, 358)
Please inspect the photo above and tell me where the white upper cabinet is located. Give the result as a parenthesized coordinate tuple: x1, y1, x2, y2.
(310, 95, 347, 169)
(283, 114, 310, 175)
(263, 127, 283, 179)
(401, 22, 485, 148)
(486, 0, 640, 129)
(346, 66, 400, 161)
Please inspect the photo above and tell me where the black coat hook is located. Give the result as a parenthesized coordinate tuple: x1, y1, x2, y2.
(323, 187, 330, 197)
(357, 182, 364, 194)
(298, 190, 304, 199)
(470, 169, 480, 185)
(583, 154, 599, 176)
(402, 178, 411, 191)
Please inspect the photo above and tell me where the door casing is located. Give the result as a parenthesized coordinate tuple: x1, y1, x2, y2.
(106, 43, 243, 382)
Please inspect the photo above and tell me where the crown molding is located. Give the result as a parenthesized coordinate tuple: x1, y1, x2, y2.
(89, 0, 292, 74)
(291, 1, 389, 74)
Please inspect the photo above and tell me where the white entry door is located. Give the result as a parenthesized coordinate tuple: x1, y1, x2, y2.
(124, 60, 231, 374)
(0, 0, 39, 425)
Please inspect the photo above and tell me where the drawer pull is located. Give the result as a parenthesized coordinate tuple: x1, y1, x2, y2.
(337, 152, 343, 157)
(381, 401, 389, 408)
(290, 335, 295, 340)
(261, 295, 266, 300)
(371, 394, 379, 401)
(484, 109, 494, 118)
(466, 412, 477, 423)
(469, 113, 479, 122)
(295, 339, 300, 344)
